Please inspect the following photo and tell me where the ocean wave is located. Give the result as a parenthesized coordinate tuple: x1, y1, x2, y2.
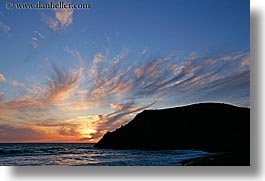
(0, 143, 210, 166)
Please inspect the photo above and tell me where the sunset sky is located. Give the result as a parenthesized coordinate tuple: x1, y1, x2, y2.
(0, 0, 249, 143)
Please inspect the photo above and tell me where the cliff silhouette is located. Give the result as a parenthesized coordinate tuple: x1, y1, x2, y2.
(95, 103, 250, 164)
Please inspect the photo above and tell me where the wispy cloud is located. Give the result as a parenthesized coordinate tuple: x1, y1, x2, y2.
(0, 73, 6, 82)
(0, 62, 83, 112)
(0, 21, 10, 35)
(11, 80, 25, 88)
(103, 101, 157, 130)
(42, 13, 59, 31)
(30, 31, 44, 49)
(104, 33, 111, 44)
(42, 7, 73, 31)
(0, 49, 250, 142)
(23, 31, 45, 63)
(83, 50, 250, 109)
(58, 101, 159, 142)
(86, 49, 132, 103)
(34, 31, 44, 39)
(55, 9, 73, 28)
(42, 63, 83, 103)
(30, 37, 40, 49)
(0, 91, 4, 100)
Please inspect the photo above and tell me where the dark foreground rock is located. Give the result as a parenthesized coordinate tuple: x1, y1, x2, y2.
(95, 103, 250, 165)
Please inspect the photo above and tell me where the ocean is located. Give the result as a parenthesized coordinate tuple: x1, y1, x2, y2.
(0, 143, 210, 166)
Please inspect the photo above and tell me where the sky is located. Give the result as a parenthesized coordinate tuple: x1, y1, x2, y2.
(0, 0, 250, 143)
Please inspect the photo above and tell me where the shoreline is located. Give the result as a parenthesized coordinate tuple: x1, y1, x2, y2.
(167, 152, 250, 166)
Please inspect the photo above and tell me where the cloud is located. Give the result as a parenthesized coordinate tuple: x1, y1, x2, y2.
(58, 126, 80, 136)
(131, 52, 249, 101)
(34, 120, 81, 137)
(0, 49, 250, 142)
(110, 102, 135, 110)
(42, 63, 83, 103)
(11, 80, 25, 87)
(0, 21, 10, 34)
(104, 33, 111, 44)
(86, 49, 132, 103)
(141, 48, 148, 55)
(81, 50, 249, 141)
(1, 94, 41, 111)
(42, 8, 73, 31)
(0, 91, 4, 100)
(0, 61, 83, 112)
(0, 124, 45, 142)
(241, 56, 250, 67)
(34, 116, 100, 141)
(0, 74, 6, 82)
(28, 85, 43, 95)
(84, 50, 250, 108)
(2, 50, 250, 112)
(31, 37, 39, 49)
(106, 101, 157, 127)
(64, 46, 83, 62)
(42, 13, 59, 31)
(30, 31, 44, 49)
(87, 101, 158, 141)
(24, 31, 45, 63)
(34, 31, 44, 39)
(56, 9, 73, 27)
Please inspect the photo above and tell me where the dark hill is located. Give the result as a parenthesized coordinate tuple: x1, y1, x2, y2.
(94, 103, 250, 164)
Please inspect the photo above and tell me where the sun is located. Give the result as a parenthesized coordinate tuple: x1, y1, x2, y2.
(79, 127, 97, 139)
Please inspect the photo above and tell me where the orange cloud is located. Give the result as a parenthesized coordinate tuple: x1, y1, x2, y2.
(31, 115, 101, 142)
(0, 50, 250, 142)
